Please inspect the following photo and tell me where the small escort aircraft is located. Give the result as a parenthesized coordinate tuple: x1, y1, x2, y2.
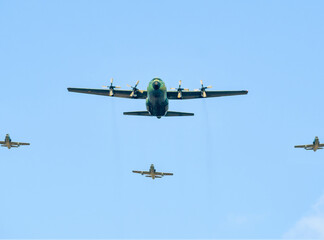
(132, 164, 173, 179)
(0, 134, 30, 149)
(294, 136, 324, 152)
(68, 78, 248, 118)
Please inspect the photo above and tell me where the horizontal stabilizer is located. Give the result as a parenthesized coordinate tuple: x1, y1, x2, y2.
(123, 111, 194, 117)
(165, 111, 194, 117)
(123, 111, 151, 116)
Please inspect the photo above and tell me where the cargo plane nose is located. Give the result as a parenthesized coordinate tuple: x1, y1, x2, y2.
(153, 81, 160, 90)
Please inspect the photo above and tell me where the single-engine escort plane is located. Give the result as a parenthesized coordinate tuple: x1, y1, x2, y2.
(294, 136, 324, 152)
(0, 134, 30, 149)
(68, 78, 248, 119)
(132, 164, 173, 179)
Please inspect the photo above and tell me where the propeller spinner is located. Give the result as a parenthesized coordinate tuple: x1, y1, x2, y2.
(194, 80, 212, 98)
(102, 78, 121, 96)
(127, 80, 144, 98)
(170, 80, 189, 99)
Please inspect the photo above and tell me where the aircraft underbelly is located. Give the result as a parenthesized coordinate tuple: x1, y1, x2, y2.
(146, 91, 168, 117)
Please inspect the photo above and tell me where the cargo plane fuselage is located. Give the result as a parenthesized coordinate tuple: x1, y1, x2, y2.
(146, 78, 169, 118)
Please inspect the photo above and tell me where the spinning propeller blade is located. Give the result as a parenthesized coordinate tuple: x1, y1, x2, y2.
(196, 80, 212, 97)
(171, 80, 189, 98)
(128, 80, 142, 97)
(102, 77, 121, 96)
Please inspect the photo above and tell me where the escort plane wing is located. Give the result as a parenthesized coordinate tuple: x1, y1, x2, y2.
(68, 78, 248, 119)
(132, 164, 173, 180)
(0, 134, 30, 149)
(294, 136, 324, 152)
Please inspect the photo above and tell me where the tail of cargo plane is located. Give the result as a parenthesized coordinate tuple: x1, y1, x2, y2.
(123, 111, 194, 117)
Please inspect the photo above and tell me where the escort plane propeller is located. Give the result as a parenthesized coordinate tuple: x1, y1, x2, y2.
(132, 164, 173, 180)
(294, 136, 324, 152)
(0, 134, 30, 149)
(68, 78, 248, 119)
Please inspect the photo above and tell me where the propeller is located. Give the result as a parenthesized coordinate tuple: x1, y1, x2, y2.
(194, 80, 212, 98)
(102, 78, 121, 96)
(170, 80, 189, 99)
(127, 80, 144, 97)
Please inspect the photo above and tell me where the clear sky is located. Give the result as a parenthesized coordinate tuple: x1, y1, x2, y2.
(1, 0, 324, 238)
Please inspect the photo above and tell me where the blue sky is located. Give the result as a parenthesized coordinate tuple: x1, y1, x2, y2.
(1, 0, 324, 238)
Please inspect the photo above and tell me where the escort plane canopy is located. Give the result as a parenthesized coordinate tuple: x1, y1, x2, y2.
(68, 78, 248, 119)
(132, 164, 173, 180)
